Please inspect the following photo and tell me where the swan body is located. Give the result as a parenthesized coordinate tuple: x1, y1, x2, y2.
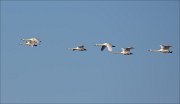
(20, 37, 41, 47)
(111, 47, 134, 55)
(69, 45, 87, 51)
(95, 43, 115, 52)
(148, 45, 172, 53)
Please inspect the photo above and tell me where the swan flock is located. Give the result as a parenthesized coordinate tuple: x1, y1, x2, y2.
(20, 38, 173, 55)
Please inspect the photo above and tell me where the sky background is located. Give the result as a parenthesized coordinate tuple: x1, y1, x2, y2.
(1, 1, 179, 103)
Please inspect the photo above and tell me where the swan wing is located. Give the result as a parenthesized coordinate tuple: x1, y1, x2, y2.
(124, 47, 134, 52)
(101, 46, 106, 51)
(121, 48, 126, 52)
(160, 45, 171, 50)
(107, 45, 113, 52)
(78, 45, 84, 48)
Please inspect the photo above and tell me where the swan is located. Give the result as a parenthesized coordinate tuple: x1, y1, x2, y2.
(95, 43, 115, 52)
(148, 45, 173, 53)
(20, 37, 41, 47)
(111, 47, 134, 55)
(68, 45, 87, 51)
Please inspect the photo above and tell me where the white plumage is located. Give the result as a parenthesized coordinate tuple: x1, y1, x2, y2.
(68, 45, 87, 51)
(111, 47, 134, 55)
(20, 37, 41, 47)
(148, 45, 173, 53)
(95, 43, 115, 52)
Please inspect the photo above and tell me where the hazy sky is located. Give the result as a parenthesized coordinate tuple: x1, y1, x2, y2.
(1, 1, 179, 103)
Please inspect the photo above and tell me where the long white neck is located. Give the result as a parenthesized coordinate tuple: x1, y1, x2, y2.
(95, 44, 103, 46)
(148, 49, 160, 52)
(110, 51, 122, 54)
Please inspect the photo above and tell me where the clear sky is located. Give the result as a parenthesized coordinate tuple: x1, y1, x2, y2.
(1, 1, 179, 103)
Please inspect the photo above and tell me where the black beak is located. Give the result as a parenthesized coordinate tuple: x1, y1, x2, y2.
(112, 45, 115, 47)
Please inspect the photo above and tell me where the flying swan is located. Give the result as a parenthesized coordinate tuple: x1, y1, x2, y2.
(111, 47, 134, 55)
(20, 37, 41, 47)
(148, 45, 173, 53)
(68, 45, 87, 51)
(95, 43, 115, 52)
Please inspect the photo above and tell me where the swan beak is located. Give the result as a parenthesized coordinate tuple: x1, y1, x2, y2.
(112, 45, 116, 47)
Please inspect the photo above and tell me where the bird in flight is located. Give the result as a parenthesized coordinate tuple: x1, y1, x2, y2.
(148, 45, 173, 53)
(111, 47, 134, 55)
(20, 37, 41, 47)
(68, 45, 87, 51)
(94, 43, 115, 52)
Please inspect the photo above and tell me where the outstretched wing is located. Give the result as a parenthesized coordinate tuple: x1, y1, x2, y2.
(78, 45, 84, 48)
(106, 44, 113, 52)
(124, 47, 134, 52)
(101, 46, 106, 51)
(160, 45, 171, 50)
(121, 48, 126, 52)
(22, 38, 41, 44)
(32, 38, 41, 44)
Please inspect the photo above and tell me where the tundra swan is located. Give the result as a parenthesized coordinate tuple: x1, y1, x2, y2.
(148, 45, 173, 53)
(111, 47, 134, 55)
(20, 37, 41, 47)
(95, 43, 115, 52)
(68, 45, 87, 51)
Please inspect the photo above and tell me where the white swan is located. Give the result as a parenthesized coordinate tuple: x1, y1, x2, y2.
(20, 37, 41, 47)
(111, 47, 134, 55)
(148, 45, 173, 53)
(95, 43, 115, 52)
(68, 45, 87, 51)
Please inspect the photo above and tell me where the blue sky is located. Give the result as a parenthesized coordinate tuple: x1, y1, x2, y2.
(1, 1, 179, 103)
